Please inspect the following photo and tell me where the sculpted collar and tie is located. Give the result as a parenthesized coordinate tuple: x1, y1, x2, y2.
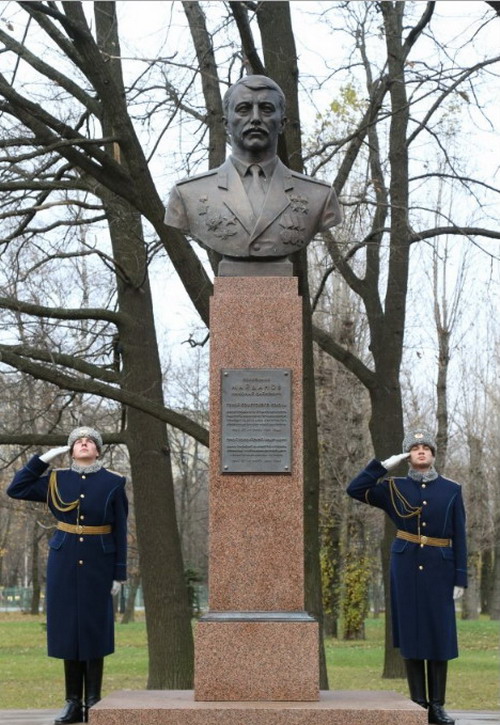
(215, 155, 298, 242)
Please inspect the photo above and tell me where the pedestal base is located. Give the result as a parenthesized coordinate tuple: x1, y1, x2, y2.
(90, 690, 428, 725)
(195, 614, 318, 700)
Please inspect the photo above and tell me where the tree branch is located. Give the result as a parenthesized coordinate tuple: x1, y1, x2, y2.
(0, 296, 123, 324)
(0, 26, 100, 115)
(0, 432, 125, 447)
(312, 324, 376, 390)
(0, 348, 209, 447)
(0, 343, 119, 384)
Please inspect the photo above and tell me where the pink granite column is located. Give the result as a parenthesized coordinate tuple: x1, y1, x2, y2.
(195, 276, 319, 701)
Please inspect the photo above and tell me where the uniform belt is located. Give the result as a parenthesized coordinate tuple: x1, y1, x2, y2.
(396, 530, 451, 547)
(57, 522, 112, 535)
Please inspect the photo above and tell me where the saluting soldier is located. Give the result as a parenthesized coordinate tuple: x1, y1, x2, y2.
(346, 430, 467, 725)
(7, 427, 128, 724)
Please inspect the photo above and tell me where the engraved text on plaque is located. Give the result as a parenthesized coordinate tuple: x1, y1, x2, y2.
(221, 368, 292, 474)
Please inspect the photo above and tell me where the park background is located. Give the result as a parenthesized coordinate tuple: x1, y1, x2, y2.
(0, 0, 499, 710)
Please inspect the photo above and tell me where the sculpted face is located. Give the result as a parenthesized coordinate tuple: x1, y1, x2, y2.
(224, 84, 286, 162)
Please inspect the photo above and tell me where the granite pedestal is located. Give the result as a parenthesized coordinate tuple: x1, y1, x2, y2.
(195, 276, 317, 700)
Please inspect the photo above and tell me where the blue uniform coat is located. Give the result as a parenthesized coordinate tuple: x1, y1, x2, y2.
(347, 459, 467, 660)
(7, 455, 128, 661)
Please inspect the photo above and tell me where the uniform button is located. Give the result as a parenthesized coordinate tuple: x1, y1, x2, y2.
(80, 515, 84, 520)
(423, 500, 428, 505)
(422, 522, 427, 527)
(421, 483, 426, 488)
(79, 537, 84, 542)
(419, 565, 424, 570)
(80, 494, 85, 498)
(82, 475, 86, 479)
(420, 544, 424, 548)
(78, 560, 84, 565)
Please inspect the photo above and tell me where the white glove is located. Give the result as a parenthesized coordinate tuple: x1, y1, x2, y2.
(381, 452, 410, 470)
(453, 586, 464, 600)
(111, 580, 122, 596)
(39, 446, 70, 463)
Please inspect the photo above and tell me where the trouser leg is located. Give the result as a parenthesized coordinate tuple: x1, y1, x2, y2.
(54, 660, 84, 724)
(404, 658, 428, 709)
(84, 657, 104, 722)
(427, 660, 455, 724)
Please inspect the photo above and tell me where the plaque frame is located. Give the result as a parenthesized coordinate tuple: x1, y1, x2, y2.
(220, 368, 292, 474)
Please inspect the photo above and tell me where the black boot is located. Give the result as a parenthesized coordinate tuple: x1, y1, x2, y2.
(84, 658, 104, 722)
(404, 658, 428, 709)
(427, 660, 455, 724)
(54, 660, 84, 724)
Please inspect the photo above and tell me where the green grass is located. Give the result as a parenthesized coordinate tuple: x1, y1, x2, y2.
(0, 612, 498, 710)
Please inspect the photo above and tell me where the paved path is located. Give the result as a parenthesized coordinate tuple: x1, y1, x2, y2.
(0, 710, 498, 725)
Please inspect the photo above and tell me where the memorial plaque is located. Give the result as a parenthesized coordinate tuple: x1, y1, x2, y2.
(221, 368, 292, 474)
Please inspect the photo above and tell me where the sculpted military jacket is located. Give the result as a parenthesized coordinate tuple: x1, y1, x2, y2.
(164, 157, 342, 258)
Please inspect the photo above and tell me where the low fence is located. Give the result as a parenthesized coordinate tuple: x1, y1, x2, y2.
(0, 584, 207, 615)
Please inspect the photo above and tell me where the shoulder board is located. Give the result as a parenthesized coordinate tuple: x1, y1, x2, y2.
(441, 476, 461, 486)
(380, 476, 404, 484)
(105, 469, 125, 478)
(176, 169, 218, 186)
(289, 170, 331, 187)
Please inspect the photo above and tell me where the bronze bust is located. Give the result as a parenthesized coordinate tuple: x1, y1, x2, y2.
(164, 75, 342, 275)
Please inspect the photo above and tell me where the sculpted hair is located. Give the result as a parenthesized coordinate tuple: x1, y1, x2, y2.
(222, 75, 286, 116)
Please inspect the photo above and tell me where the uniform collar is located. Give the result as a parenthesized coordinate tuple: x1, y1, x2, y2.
(408, 465, 438, 482)
(70, 461, 103, 474)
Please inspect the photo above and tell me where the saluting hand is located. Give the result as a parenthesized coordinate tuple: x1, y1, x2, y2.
(39, 446, 70, 463)
(381, 452, 410, 470)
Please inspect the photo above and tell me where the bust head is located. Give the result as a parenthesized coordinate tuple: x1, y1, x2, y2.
(223, 75, 287, 163)
(222, 75, 286, 116)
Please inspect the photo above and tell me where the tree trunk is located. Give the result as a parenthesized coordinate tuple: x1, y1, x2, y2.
(301, 263, 329, 687)
(490, 466, 500, 620)
(121, 573, 141, 625)
(369, 382, 406, 678)
(30, 522, 41, 615)
(95, 4, 193, 687)
(434, 326, 450, 473)
(480, 549, 493, 615)
(342, 515, 369, 640)
(462, 435, 483, 620)
(321, 514, 341, 639)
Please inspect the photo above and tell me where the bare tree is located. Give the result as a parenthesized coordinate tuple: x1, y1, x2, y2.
(1, 0, 499, 683)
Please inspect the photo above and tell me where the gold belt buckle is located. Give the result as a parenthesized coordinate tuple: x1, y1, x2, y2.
(420, 535, 428, 544)
(77, 524, 84, 535)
